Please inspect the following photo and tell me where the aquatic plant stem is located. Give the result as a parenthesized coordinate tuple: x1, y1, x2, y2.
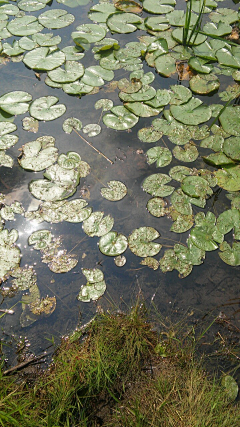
(72, 128, 114, 165)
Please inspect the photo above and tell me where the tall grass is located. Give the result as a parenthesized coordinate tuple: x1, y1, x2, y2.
(183, 0, 206, 46)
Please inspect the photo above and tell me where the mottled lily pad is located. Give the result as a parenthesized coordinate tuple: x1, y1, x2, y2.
(101, 181, 127, 201)
(181, 175, 212, 198)
(214, 165, 240, 191)
(83, 212, 114, 237)
(78, 268, 106, 302)
(99, 231, 128, 256)
(62, 117, 82, 134)
(143, 173, 174, 197)
(140, 257, 159, 270)
(82, 124, 101, 137)
(128, 226, 162, 257)
(170, 98, 211, 125)
(173, 143, 199, 163)
(103, 106, 138, 130)
(28, 229, 52, 250)
(146, 146, 172, 167)
(18, 137, 58, 171)
(29, 96, 66, 121)
(189, 74, 220, 94)
(219, 241, 240, 266)
(147, 197, 167, 217)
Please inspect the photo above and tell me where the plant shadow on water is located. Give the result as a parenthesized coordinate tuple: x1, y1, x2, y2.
(0, 0, 239, 385)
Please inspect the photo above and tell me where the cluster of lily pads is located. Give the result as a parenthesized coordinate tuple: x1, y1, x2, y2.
(0, 0, 239, 315)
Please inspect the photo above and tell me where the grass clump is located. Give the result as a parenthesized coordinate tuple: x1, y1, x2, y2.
(0, 302, 239, 427)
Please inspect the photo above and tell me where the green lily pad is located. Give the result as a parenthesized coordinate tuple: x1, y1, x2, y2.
(170, 98, 211, 125)
(18, 0, 50, 12)
(171, 189, 192, 215)
(159, 249, 192, 278)
(170, 85, 192, 105)
(99, 231, 128, 256)
(209, 8, 239, 25)
(203, 21, 232, 37)
(23, 47, 66, 71)
(223, 137, 240, 161)
(2, 40, 25, 56)
(124, 102, 161, 117)
(0, 91, 32, 115)
(147, 197, 167, 217)
(101, 181, 127, 201)
(95, 98, 114, 111)
(142, 0, 175, 14)
(172, 27, 207, 46)
(29, 96, 66, 121)
(181, 175, 212, 198)
(170, 211, 194, 233)
(173, 143, 199, 162)
(18, 137, 58, 171)
(88, 3, 116, 23)
(143, 173, 174, 197)
(0, 238, 21, 283)
(169, 166, 193, 182)
(47, 61, 84, 83)
(145, 89, 171, 109)
(62, 117, 82, 134)
(62, 81, 93, 95)
(119, 85, 156, 103)
(38, 9, 75, 29)
(28, 229, 52, 250)
(0, 151, 13, 168)
(219, 241, 240, 266)
(174, 238, 205, 266)
(137, 127, 162, 143)
(214, 165, 240, 191)
(107, 12, 142, 34)
(83, 212, 114, 237)
(82, 123, 101, 137)
(216, 47, 240, 69)
(219, 106, 240, 136)
(72, 23, 106, 47)
(145, 16, 170, 32)
(146, 146, 172, 167)
(217, 209, 240, 238)
(128, 226, 162, 258)
(78, 279, 106, 302)
(61, 46, 84, 61)
(7, 15, 43, 36)
(203, 152, 234, 167)
(29, 179, 77, 202)
(103, 106, 138, 130)
(0, 122, 18, 150)
(82, 268, 104, 283)
(189, 74, 220, 94)
(155, 54, 176, 77)
(193, 40, 216, 61)
(219, 84, 240, 102)
(81, 65, 114, 86)
(188, 57, 213, 74)
(226, 193, 240, 210)
(57, 0, 90, 6)
(190, 212, 221, 251)
(221, 375, 239, 401)
(140, 257, 159, 270)
(200, 135, 224, 152)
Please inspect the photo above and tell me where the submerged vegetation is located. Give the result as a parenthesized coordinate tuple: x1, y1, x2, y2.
(0, 302, 240, 426)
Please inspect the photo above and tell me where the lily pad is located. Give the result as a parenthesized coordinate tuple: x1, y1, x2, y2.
(155, 54, 176, 77)
(95, 98, 114, 111)
(214, 165, 240, 191)
(48, 253, 78, 273)
(62, 117, 82, 134)
(173, 143, 199, 163)
(170, 85, 192, 105)
(209, 8, 239, 25)
(175, 238, 205, 266)
(221, 375, 239, 401)
(217, 209, 240, 239)
(159, 249, 192, 278)
(189, 74, 220, 94)
(78, 269, 106, 302)
(181, 175, 212, 198)
(101, 181, 127, 201)
(47, 61, 84, 83)
(140, 257, 159, 270)
(138, 127, 162, 143)
(142, 0, 175, 14)
(0, 151, 13, 168)
(171, 189, 192, 215)
(7, 15, 43, 36)
(0, 122, 18, 150)
(103, 106, 138, 130)
(219, 241, 240, 266)
(222, 137, 240, 161)
(81, 65, 114, 86)
(82, 124, 101, 137)
(83, 212, 114, 237)
(143, 173, 175, 197)
(38, 9, 75, 29)
(128, 226, 162, 258)
(18, 0, 51, 12)
(72, 24, 106, 47)
(99, 231, 128, 256)
(0, 91, 32, 115)
(147, 197, 167, 217)
(107, 12, 142, 34)
(219, 106, 240, 136)
(29, 96, 66, 121)
(23, 47, 66, 71)
(190, 212, 222, 251)
(146, 146, 172, 167)
(170, 97, 211, 125)
(28, 229, 52, 250)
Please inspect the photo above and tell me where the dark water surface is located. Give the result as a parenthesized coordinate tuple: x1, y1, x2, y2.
(0, 0, 240, 370)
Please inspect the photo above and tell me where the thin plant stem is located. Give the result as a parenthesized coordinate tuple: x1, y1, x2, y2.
(72, 128, 114, 165)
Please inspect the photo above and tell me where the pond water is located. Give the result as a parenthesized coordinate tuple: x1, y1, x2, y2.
(0, 0, 240, 368)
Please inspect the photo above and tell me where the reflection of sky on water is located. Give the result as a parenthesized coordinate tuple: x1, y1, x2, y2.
(1, 0, 240, 365)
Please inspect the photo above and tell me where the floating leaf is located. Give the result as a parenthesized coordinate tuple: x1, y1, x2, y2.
(101, 181, 127, 201)
(173, 143, 199, 163)
(29, 96, 66, 121)
(107, 12, 142, 34)
(38, 9, 75, 29)
(103, 106, 138, 130)
(221, 375, 239, 401)
(190, 212, 221, 251)
(147, 197, 167, 217)
(0, 122, 18, 150)
(140, 257, 159, 270)
(81, 65, 114, 86)
(200, 135, 224, 152)
(170, 98, 211, 125)
(18, 137, 58, 172)
(172, 28, 207, 46)
(115, 0, 142, 13)
(142, 0, 175, 14)
(62, 117, 82, 134)
(23, 47, 66, 71)
(22, 117, 39, 133)
(0, 151, 13, 168)
(99, 231, 128, 256)
(203, 21, 232, 37)
(129, 227, 161, 258)
(28, 230, 52, 250)
(222, 137, 240, 161)
(78, 268, 106, 302)
(181, 175, 212, 198)
(170, 85, 192, 105)
(137, 127, 162, 143)
(146, 146, 172, 167)
(83, 212, 114, 237)
(114, 255, 126, 267)
(189, 74, 220, 94)
(217, 209, 240, 238)
(174, 238, 205, 266)
(47, 61, 84, 83)
(29, 179, 77, 202)
(155, 54, 176, 77)
(0, 232, 21, 282)
(72, 23, 106, 47)
(82, 123, 101, 137)
(169, 166, 193, 182)
(95, 98, 113, 111)
(48, 253, 78, 273)
(0, 91, 32, 115)
(170, 210, 194, 233)
(214, 165, 240, 191)
(159, 249, 192, 278)
(219, 241, 240, 266)
(209, 8, 239, 25)
(171, 189, 192, 215)
(143, 173, 174, 197)
(7, 15, 43, 36)
(88, 3, 116, 23)
(219, 106, 240, 136)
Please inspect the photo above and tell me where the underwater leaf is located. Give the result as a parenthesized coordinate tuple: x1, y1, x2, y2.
(221, 375, 239, 401)
(62, 117, 82, 134)
(82, 124, 101, 137)
(143, 173, 174, 197)
(140, 257, 159, 270)
(100, 181, 127, 202)
(159, 249, 192, 278)
(129, 226, 161, 258)
(83, 212, 114, 237)
(0, 91, 32, 115)
(219, 241, 240, 266)
(170, 97, 211, 125)
(99, 231, 128, 256)
(38, 9, 75, 29)
(29, 96, 66, 121)
(23, 47, 66, 71)
(146, 146, 172, 167)
(82, 268, 104, 283)
(22, 117, 39, 133)
(189, 74, 220, 94)
(173, 143, 199, 163)
(48, 253, 78, 273)
(103, 106, 138, 130)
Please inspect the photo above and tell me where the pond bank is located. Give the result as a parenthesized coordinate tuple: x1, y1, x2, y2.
(1, 300, 239, 427)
